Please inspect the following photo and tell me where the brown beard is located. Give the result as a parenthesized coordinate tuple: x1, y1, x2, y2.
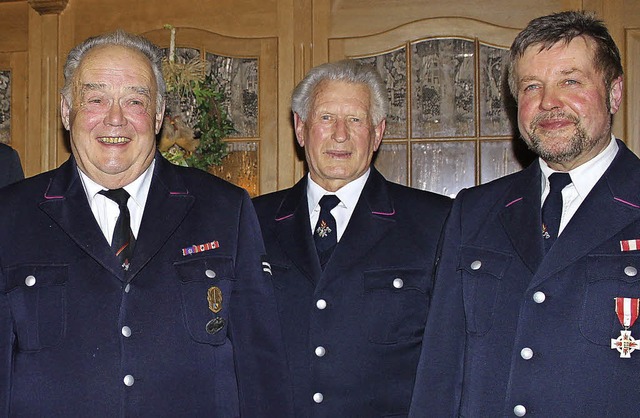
(525, 111, 600, 164)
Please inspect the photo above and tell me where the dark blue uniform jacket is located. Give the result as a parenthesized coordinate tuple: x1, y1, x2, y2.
(253, 168, 451, 417)
(0, 154, 293, 417)
(410, 140, 640, 417)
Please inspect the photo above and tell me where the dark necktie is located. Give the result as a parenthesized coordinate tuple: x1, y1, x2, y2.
(314, 195, 341, 269)
(100, 188, 135, 270)
(541, 172, 572, 252)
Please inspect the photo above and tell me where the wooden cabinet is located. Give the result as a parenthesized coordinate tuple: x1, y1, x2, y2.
(1, 0, 639, 195)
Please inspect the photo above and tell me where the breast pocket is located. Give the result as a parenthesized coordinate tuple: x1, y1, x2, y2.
(580, 255, 640, 345)
(364, 268, 429, 344)
(5, 264, 68, 351)
(174, 256, 235, 346)
(459, 247, 511, 336)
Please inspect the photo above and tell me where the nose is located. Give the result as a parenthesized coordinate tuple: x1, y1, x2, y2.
(332, 118, 348, 143)
(104, 101, 127, 127)
(539, 86, 562, 111)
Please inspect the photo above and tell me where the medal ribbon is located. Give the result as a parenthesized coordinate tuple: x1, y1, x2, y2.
(615, 297, 640, 329)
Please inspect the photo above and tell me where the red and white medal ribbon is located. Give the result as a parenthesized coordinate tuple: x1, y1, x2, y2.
(615, 297, 639, 328)
(611, 297, 640, 358)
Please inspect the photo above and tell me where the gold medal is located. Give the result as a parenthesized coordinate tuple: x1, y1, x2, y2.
(207, 286, 223, 313)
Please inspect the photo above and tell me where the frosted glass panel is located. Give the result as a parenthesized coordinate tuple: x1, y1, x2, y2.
(210, 141, 259, 197)
(205, 53, 258, 138)
(0, 70, 11, 144)
(355, 48, 407, 139)
(480, 140, 526, 184)
(479, 44, 511, 136)
(374, 142, 407, 185)
(411, 39, 475, 138)
(412, 141, 475, 197)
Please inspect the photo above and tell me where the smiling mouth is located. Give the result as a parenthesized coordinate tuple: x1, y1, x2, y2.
(98, 137, 130, 144)
(326, 150, 351, 158)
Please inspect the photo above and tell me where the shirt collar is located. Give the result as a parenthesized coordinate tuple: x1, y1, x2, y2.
(78, 159, 155, 210)
(539, 134, 618, 198)
(307, 169, 370, 215)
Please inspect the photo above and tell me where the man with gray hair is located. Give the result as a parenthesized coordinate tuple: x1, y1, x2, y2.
(0, 30, 292, 416)
(253, 59, 451, 416)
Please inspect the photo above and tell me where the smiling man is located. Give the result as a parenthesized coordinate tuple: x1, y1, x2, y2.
(409, 11, 640, 417)
(0, 30, 292, 417)
(253, 60, 451, 417)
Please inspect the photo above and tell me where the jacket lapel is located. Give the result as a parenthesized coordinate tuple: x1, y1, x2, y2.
(126, 155, 194, 281)
(498, 163, 545, 274)
(534, 143, 640, 284)
(324, 169, 395, 275)
(39, 158, 126, 279)
(39, 155, 195, 283)
(273, 177, 322, 283)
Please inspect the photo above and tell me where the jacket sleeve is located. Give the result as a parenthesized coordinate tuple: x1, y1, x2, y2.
(0, 269, 13, 416)
(8, 148, 24, 185)
(409, 190, 467, 417)
(229, 191, 294, 417)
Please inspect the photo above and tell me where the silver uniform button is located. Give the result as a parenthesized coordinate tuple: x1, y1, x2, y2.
(624, 266, 638, 277)
(316, 299, 327, 310)
(520, 347, 533, 360)
(315, 346, 326, 357)
(123, 375, 135, 387)
(124, 283, 131, 293)
(393, 278, 404, 289)
(470, 260, 482, 270)
(25, 275, 36, 287)
(313, 393, 324, 403)
(533, 291, 546, 304)
(121, 326, 132, 338)
(513, 404, 526, 416)
(205, 269, 216, 279)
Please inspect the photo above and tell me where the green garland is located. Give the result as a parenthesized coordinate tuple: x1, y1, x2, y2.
(186, 74, 235, 170)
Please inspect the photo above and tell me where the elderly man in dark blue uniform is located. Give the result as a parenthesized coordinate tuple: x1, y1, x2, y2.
(0, 143, 24, 188)
(253, 60, 451, 417)
(0, 30, 292, 417)
(409, 11, 640, 417)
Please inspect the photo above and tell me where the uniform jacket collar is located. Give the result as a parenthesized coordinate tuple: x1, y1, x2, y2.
(500, 139, 640, 284)
(273, 168, 396, 283)
(39, 153, 194, 282)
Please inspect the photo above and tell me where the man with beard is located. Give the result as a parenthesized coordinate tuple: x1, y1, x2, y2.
(409, 11, 640, 417)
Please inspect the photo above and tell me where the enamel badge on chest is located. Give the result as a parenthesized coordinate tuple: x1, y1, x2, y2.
(611, 297, 640, 358)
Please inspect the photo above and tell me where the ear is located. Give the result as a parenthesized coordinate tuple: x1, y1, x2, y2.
(60, 94, 71, 131)
(155, 102, 166, 134)
(294, 113, 306, 147)
(372, 119, 386, 152)
(609, 75, 624, 115)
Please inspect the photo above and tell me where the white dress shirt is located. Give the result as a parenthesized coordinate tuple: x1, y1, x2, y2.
(539, 135, 618, 236)
(307, 169, 370, 242)
(78, 160, 155, 245)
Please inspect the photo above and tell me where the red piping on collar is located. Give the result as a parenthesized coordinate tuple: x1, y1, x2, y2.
(505, 197, 523, 207)
(43, 180, 64, 199)
(372, 210, 395, 216)
(614, 197, 640, 208)
(275, 214, 294, 221)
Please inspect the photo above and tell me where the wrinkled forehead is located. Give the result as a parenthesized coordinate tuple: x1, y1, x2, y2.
(311, 80, 371, 110)
(74, 45, 156, 90)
